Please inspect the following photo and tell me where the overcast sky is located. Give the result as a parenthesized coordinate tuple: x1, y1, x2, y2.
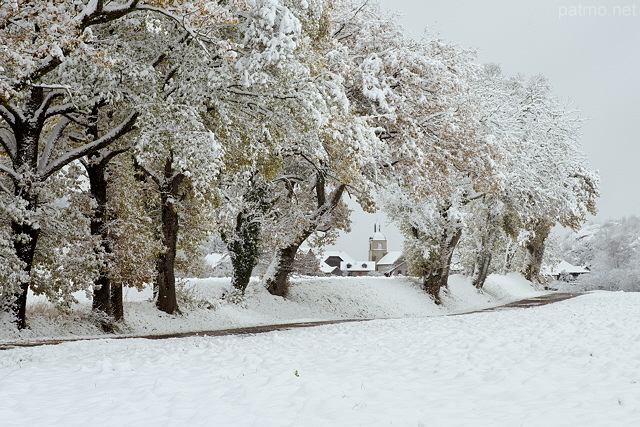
(327, 0, 640, 260)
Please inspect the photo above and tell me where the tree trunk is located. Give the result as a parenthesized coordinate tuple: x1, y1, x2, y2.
(471, 214, 500, 289)
(422, 227, 463, 304)
(1, 87, 136, 329)
(263, 179, 346, 298)
(523, 221, 552, 283)
(85, 154, 115, 331)
(156, 189, 180, 314)
(265, 242, 302, 297)
(110, 283, 124, 321)
(5, 87, 45, 329)
(471, 247, 492, 289)
(9, 213, 39, 330)
(155, 157, 183, 315)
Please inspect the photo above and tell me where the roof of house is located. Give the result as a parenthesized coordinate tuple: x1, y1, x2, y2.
(322, 251, 355, 265)
(377, 251, 403, 265)
(547, 260, 591, 275)
(319, 262, 340, 274)
(204, 252, 228, 268)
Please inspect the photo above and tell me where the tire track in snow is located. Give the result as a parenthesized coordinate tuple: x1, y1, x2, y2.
(0, 292, 585, 351)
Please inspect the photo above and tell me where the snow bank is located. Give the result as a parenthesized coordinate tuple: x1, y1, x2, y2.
(0, 274, 545, 342)
(2, 292, 639, 426)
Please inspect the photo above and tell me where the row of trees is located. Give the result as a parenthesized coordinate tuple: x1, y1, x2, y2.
(0, 0, 597, 330)
(383, 66, 599, 301)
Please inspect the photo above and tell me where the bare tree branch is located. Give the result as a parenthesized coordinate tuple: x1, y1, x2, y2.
(37, 117, 72, 175)
(0, 103, 24, 128)
(33, 89, 67, 124)
(42, 112, 139, 180)
(0, 127, 17, 161)
(0, 163, 20, 182)
(133, 157, 161, 187)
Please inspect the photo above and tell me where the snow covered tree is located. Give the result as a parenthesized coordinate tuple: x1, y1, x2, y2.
(0, 0, 246, 327)
(465, 67, 599, 286)
(327, 1, 498, 197)
(326, 1, 502, 301)
(133, 103, 222, 314)
(216, 171, 276, 294)
(215, 0, 380, 297)
(562, 218, 640, 291)
(262, 155, 359, 296)
(205, 0, 321, 296)
(383, 184, 488, 303)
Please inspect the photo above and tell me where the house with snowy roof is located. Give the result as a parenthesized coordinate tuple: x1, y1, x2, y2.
(341, 260, 377, 276)
(319, 250, 377, 277)
(376, 251, 408, 276)
(544, 260, 591, 281)
(322, 251, 354, 270)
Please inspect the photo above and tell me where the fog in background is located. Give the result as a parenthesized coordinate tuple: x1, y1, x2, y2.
(326, 0, 640, 260)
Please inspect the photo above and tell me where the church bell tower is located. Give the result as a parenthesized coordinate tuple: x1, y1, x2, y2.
(368, 224, 387, 262)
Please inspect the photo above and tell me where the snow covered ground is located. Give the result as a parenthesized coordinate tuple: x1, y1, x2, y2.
(2, 290, 639, 426)
(0, 273, 542, 342)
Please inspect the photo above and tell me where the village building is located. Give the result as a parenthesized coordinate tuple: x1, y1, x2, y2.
(544, 260, 591, 281)
(319, 250, 376, 277)
(368, 224, 387, 263)
(367, 225, 407, 276)
(315, 224, 406, 277)
(376, 251, 408, 276)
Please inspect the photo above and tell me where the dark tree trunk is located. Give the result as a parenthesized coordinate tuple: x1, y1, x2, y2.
(85, 155, 114, 331)
(422, 227, 463, 304)
(523, 221, 552, 283)
(155, 157, 183, 315)
(1, 87, 136, 329)
(471, 213, 500, 289)
(110, 284, 124, 321)
(472, 248, 492, 289)
(265, 242, 302, 297)
(83, 101, 130, 331)
(6, 87, 45, 329)
(156, 190, 180, 314)
(9, 211, 40, 330)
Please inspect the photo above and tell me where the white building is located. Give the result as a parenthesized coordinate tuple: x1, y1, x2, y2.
(544, 260, 591, 281)
(319, 251, 376, 277)
(376, 251, 407, 276)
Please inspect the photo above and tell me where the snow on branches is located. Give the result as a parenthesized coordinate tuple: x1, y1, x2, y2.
(0, 0, 600, 325)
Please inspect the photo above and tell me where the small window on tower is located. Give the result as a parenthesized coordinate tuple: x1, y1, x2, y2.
(377, 243, 382, 249)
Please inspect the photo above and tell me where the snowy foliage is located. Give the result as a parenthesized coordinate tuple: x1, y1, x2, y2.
(327, 0, 499, 198)
(562, 218, 640, 291)
(0, 0, 602, 325)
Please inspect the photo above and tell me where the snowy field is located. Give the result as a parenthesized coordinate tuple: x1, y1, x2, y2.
(2, 291, 639, 426)
(0, 274, 541, 341)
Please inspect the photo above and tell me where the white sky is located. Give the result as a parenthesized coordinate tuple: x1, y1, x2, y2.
(327, 0, 640, 260)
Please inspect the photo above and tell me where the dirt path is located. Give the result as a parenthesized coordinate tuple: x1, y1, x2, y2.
(0, 292, 585, 351)
(448, 291, 584, 315)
